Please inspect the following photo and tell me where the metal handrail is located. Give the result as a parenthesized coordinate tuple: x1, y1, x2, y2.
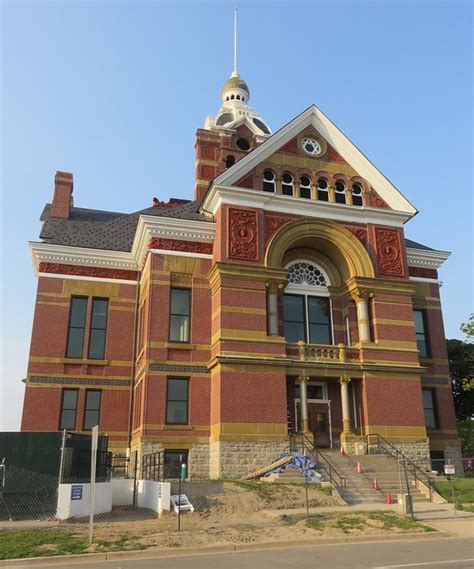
(367, 433, 434, 500)
(298, 433, 346, 494)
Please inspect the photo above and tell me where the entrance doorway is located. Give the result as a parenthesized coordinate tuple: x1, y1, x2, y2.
(294, 382, 332, 448)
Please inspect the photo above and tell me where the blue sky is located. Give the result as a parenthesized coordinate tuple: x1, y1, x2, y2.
(1, 0, 472, 431)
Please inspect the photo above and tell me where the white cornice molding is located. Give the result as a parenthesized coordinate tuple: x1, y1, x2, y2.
(204, 185, 412, 227)
(132, 215, 216, 266)
(406, 247, 451, 269)
(212, 105, 417, 216)
(29, 242, 138, 277)
(150, 249, 213, 260)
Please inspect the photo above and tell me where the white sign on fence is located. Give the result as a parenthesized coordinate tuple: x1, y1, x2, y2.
(444, 464, 455, 475)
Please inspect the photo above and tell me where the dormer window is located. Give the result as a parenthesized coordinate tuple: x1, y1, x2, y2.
(335, 181, 346, 204)
(281, 172, 294, 196)
(300, 176, 312, 199)
(352, 183, 363, 206)
(317, 178, 329, 202)
(263, 170, 276, 192)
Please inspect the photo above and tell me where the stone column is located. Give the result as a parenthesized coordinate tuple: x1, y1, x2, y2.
(351, 290, 372, 343)
(266, 283, 279, 336)
(328, 184, 335, 203)
(298, 375, 310, 433)
(339, 377, 353, 434)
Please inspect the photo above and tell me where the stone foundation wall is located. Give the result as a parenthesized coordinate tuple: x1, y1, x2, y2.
(444, 444, 463, 477)
(210, 440, 291, 479)
(368, 440, 431, 470)
(188, 444, 210, 480)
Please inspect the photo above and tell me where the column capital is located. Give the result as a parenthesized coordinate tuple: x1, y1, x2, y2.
(339, 376, 351, 385)
(350, 288, 373, 303)
(265, 280, 286, 292)
(297, 374, 309, 384)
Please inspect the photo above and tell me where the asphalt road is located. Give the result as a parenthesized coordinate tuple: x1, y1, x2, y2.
(29, 537, 474, 569)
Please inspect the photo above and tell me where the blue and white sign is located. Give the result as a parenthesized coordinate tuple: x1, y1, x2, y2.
(71, 485, 83, 501)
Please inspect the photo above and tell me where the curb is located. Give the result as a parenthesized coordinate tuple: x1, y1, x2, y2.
(0, 530, 452, 568)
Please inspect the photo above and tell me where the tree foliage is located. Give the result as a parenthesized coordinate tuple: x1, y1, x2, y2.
(447, 339, 474, 420)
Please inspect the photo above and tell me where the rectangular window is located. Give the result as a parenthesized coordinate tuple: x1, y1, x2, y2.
(345, 315, 351, 345)
(88, 298, 108, 359)
(414, 309, 429, 357)
(422, 389, 438, 429)
(164, 450, 189, 479)
(83, 390, 101, 430)
(166, 378, 189, 425)
(283, 294, 331, 344)
(283, 294, 306, 342)
(59, 389, 78, 430)
(307, 297, 331, 344)
(66, 297, 88, 358)
(169, 288, 191, 342)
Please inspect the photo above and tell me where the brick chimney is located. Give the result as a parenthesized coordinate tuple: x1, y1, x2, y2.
(51, 171, 73, 219)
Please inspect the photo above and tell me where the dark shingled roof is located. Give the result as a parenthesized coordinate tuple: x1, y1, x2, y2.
(38, 201, 435, 253)
(39, 200, 210, 252)
(404, 238, 434, 251)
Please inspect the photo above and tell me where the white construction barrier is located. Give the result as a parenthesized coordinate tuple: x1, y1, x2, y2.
(111, 478, 134, 506)
(56, 482, 112, 520)
(137, 480, 171, 515)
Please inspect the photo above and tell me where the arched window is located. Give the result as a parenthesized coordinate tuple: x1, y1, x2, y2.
(283, 261, 333, 345)
(352, 183, 364, 206)
(263, 170, 276, 192)
(335, 181, 346, 204)
(317, 178, 329, 202)
(225, 155, 236, 169)
(300, 175, 312, 199)
(281, 172, 294, 196)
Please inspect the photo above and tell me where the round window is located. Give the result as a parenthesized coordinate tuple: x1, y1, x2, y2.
(236, 137, 251, 151)
(301, 137, 322, 156)
(263, 170, 275, 181)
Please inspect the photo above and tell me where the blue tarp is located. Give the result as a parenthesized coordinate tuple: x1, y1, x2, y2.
(262, 452, 324, 482)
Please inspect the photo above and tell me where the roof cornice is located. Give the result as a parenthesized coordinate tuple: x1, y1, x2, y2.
(204, 185, 412, 227)
(406, 247, 451, 269)
(211, 105, 417, 216)
(29, 242, 138, 277)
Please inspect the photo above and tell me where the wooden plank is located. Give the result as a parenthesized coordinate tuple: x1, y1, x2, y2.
(242, 455, 293, 480)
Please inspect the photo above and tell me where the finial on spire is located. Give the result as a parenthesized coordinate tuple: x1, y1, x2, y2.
(232, 7, 238, 77)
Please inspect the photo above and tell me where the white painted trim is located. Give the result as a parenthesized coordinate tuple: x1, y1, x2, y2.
(409, 276, 441, 284)
(38, 272, 137, 285)
(149, 249, 213, 260)
(29, 242, 138, 277)
(406, 247, 451, 269)
(210, 105, 417, 215)
(205, 184, 411, 227)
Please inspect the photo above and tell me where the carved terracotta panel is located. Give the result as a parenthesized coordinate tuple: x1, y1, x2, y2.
(375, 227, 405, 276)
(149, 237, 213, 255)
(228, 208, 259, 261)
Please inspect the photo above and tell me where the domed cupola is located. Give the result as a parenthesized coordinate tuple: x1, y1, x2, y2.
(204, 10, 271, 140)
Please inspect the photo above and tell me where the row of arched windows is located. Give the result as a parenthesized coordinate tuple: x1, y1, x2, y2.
(262, 170, 364, 206)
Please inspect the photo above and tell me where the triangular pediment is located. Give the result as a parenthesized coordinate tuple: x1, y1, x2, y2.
(212, 105, 417, 215)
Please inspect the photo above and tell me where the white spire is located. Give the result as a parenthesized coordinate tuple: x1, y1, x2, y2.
(232, 7, 238, 77)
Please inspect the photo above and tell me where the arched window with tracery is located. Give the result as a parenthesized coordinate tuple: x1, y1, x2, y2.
(283, 261, 333, 345)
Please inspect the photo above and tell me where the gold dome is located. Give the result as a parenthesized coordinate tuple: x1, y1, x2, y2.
(221, 74, 250, 99)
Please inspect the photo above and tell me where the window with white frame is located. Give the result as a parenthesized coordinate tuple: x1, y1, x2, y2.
(283, 261, 333, 344)
(281, 172, 294, 196)
(335, 180, 347, 204)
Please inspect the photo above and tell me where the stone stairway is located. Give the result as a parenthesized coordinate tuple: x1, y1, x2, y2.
(321, 451, 431, 505)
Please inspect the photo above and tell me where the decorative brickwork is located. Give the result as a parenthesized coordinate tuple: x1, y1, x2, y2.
(236, 173, 254, 188)
(148, 237, 213, 255)
(38, 262, 138, 281)
(264, 214, 297, 246)
(345, 224, 368, 246)
(228, 208, 259, 260)
(408, 266, 438, 279)
(369, 190, 390, 209)
(375, 227, 405, 276)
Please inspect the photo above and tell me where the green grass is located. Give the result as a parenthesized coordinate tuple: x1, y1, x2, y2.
(302, 511, 436, 535)
(0, 529, 88, 560)
(95, 534, 147, 552)
(434, 478, 474, 505)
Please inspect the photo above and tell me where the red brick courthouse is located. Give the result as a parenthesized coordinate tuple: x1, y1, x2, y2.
(21, 70, 461, 478)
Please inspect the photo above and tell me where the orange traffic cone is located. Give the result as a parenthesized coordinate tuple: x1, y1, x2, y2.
(340, 445, 346, 456)
(386, 490, 392, 504)
(373, 478, 380, 490)
(356, 461, 362, 474)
